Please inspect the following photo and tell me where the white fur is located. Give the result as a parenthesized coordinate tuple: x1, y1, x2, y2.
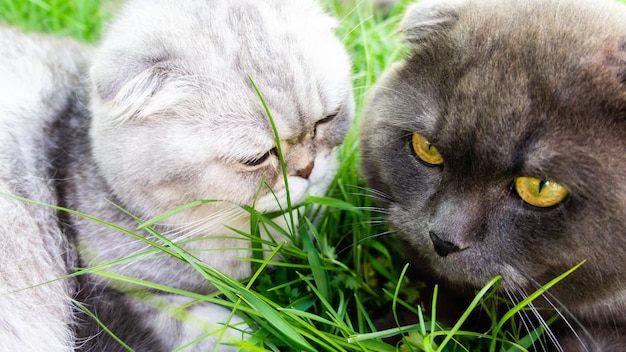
(0, 27, 88, 351)
(0, 0, 354, 350)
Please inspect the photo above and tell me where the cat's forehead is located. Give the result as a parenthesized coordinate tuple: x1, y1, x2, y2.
(193, 105, 320, 162)
(407, 0, 626, 167)
(110, 0, 349, 86)
(433, 79, 617, 170)
(116, 0, 351, 118)
(95, 0, 353, 137)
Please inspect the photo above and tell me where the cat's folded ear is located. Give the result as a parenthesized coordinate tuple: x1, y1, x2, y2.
(89, 55, 173, 123)
(398, 0, 465, 44)
(92, 57, 170, 100)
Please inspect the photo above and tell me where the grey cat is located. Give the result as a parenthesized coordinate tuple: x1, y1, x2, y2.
(0, 0, 354, 350)
(361, 0, 626, 351)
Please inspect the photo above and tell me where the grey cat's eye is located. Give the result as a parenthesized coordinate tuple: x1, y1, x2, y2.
(412, 132, 444, 165)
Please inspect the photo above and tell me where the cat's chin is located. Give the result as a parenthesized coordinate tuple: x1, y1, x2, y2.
(253, 177, 310, 213)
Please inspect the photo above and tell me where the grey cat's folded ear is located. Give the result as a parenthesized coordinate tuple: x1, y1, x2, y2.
(398, 0, 465, 44)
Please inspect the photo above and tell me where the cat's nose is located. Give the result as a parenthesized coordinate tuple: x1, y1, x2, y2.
(429, 231, 461, 257)
(297, 161, 315, 179)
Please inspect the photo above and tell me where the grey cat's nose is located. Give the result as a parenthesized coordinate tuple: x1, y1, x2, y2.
(429, 231, 461, 257)
(297, 161, 315, 179)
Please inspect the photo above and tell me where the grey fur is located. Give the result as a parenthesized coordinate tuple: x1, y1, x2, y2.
(0, 0, 354, 350)
(361, 0, 626, 350)
(0, 26, 86, 352)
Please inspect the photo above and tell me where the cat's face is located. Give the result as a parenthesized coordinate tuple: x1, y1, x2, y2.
(362, 0, 626, 317)
(88, 0, 354, 220)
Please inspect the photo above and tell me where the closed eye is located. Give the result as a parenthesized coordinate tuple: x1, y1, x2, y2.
(317, 112, 338, 125)
(312, 112, 339, 139)
(242, 147, 277, 167)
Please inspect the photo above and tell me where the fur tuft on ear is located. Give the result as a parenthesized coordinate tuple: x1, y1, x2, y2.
(398, 0, 465, 44)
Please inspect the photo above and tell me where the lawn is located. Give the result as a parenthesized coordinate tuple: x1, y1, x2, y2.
(0, 0, 575, 351)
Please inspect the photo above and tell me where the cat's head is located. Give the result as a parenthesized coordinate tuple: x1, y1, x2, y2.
(362, 0, 626, 317)
(88, 0, 354, 220)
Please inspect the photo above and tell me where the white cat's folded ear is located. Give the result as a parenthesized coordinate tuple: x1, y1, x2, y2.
(90, 56, 176, 124)
(91, 57, 170, 102)
(398, 0, 465, 44)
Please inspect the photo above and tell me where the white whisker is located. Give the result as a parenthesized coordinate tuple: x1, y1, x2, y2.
(504, 289, 536, 348)
(518, 285, 562, 352)
(336, 229, 397, 256)
(520, 275, 597, 352)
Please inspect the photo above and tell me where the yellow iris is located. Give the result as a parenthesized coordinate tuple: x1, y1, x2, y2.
(412, 133, 443, 165)
(515, 177, 568, 207)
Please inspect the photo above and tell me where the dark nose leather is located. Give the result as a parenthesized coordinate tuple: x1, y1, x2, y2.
(429, 231, 461, 257)
(297, 161, 315, 179)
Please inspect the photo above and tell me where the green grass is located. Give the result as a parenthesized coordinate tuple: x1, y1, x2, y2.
(0, 0, 105, 41)
(0, 0, 579, 351)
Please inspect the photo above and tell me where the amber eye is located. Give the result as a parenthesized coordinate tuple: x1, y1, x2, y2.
(515, 177, 568, 207)
(412, 133, 443, 165)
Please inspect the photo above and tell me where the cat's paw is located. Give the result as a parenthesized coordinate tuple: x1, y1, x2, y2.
(148, 296, 249, 351)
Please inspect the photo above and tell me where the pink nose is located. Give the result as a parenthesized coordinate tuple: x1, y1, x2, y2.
(297, 161, 315, 179)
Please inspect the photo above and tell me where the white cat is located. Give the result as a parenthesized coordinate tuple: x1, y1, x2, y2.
(0, 0, 354, 350)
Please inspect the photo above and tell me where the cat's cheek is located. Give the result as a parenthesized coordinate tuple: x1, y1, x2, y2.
(251, 149, 339, 212)
(387, 204, 431, 251)
(306, 148, 339, 195)
(253, 177, 309, 213)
